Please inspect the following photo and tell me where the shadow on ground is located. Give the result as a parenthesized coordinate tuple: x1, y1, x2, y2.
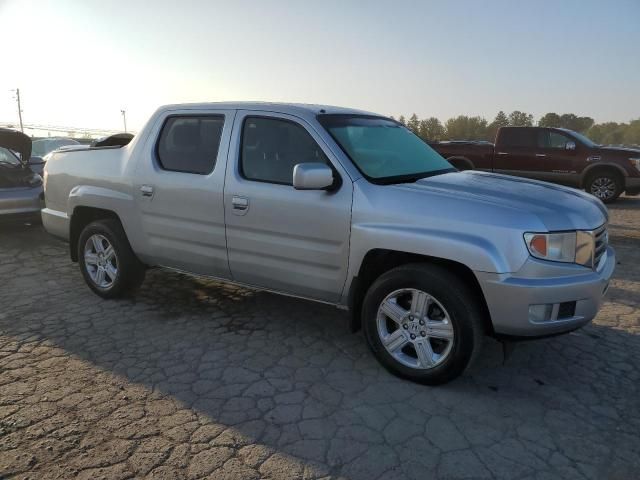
(1, 224, 639, 479)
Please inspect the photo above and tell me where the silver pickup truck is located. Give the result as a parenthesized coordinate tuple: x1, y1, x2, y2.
(42, 102, 615, 384)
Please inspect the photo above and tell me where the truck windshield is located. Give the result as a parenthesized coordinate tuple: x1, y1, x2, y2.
(318, 115, 455, 184)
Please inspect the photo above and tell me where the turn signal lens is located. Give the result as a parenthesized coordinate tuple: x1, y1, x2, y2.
(524, 232, 576, 263)
(529, 235, 547, 257)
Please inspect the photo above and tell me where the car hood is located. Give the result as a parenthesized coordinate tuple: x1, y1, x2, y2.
(596, 146, 640, 157)
(394, 171, 608, 231)
(0, 128, 31, 163)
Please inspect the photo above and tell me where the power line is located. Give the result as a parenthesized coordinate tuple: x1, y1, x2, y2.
(0, 121, 127, 136)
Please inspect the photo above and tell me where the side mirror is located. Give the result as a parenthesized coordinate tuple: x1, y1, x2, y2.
(293, 163, 334, 190)
(565, 141, 576, 151)
(28, 156, 45, 165)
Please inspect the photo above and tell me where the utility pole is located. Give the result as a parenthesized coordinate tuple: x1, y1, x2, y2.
(120, 109, 127, 133)
(13, 88, 24, 133)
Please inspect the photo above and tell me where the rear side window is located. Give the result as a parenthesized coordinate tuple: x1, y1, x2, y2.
(499, 129, 535, 148)
(157, 116, 224, 174)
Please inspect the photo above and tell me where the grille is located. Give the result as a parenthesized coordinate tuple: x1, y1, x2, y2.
(593, 225, 608, 269)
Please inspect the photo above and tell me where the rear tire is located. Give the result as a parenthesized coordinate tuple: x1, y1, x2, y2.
(585, 171, 623, 203)
(362, 263, 485, 385)
(77, 219, 146, 299)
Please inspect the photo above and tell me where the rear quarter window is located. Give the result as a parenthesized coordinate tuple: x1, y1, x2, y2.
(156, 115, 224, 175)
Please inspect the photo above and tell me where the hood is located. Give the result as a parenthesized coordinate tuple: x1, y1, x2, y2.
(0, 128, 31, 162)
(596, 146, 640, 157)
(394, 171, 608, 231)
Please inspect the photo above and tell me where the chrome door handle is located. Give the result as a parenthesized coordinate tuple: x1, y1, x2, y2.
(535, 153, 546, 157)
(497, 152, 509, 155)
(140, 185, 154, 197)
(232, 195, 249, 212)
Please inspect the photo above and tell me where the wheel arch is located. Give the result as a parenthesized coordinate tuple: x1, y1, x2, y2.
(347, 249, 493, 335)
(69, 206, 123, 262)
(580, 163, 627, 188)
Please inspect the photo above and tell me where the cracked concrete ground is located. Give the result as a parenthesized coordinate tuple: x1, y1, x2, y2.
(1, 197, 639, 480)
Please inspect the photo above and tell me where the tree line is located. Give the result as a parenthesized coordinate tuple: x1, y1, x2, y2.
(392, 111, 640, 146)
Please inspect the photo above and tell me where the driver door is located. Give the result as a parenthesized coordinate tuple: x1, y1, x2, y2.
(223, 111, 353, 303)
(535, 129, 580, 187)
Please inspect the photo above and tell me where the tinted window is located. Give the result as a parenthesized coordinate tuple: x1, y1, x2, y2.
(241, 117, 328, 184)
(499, 129, 535, 148)
(157, 116, 224, 174)
(319, 115, 453, 182)
(538, 130, 572, 149)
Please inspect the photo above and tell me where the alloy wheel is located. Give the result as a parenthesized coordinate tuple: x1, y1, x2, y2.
(590, 177, 617, 201)
(84, 234, 118, 289)
(376, 288, 455, 370)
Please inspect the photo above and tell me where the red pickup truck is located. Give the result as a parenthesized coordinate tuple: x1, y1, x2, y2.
(430, 126, 640, 202)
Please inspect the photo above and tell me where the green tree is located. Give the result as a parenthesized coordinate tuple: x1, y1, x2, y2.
(538, 113, 562, 128)
(418, 117, 445, 141)
(623, 119, 640, 145)
(558, 114, 594, 133)
(587, 122, 625, 145)
(407, 114, 420, 134)
(508, 111, 534, 127)
(487, 111, 510, 141)
(444, 115, 488, 140)
(398, 115, 407, 126)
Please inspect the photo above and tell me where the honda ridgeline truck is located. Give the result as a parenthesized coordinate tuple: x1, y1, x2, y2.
(42, 103, 615, 384)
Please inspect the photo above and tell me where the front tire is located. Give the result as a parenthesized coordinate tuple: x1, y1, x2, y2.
(362, 264, 485, 385)
(77, 219, 146, 299)
(586, 172, 623, 203)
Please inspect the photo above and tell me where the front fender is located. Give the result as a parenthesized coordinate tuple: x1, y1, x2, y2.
(349, 223, 521, 274)
(341, 221, 529, 306)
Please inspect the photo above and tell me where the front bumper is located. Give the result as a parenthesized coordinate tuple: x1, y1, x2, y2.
(476, 247, 615, 337)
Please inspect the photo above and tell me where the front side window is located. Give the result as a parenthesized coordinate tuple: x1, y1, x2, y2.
(538, 130, 572, 149)
(565, 130, 597, 148)
(157, 115, 224, 174)
(318, 115, 453, 184)
(241, 117, 329, 185)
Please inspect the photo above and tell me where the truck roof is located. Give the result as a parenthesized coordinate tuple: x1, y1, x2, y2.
(157, 102, 380, 119)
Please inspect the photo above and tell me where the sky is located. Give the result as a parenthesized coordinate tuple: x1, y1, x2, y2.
(1, 0, 639, 132)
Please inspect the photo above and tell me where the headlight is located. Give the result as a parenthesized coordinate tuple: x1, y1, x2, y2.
(629, 158, 640, 172)
(524, 232, 576, 263)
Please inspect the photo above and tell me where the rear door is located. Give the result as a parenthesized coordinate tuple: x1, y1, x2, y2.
(223, 111, 353, 303)
(132, 109, 234, 277)
(493, 128, 546, 180)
